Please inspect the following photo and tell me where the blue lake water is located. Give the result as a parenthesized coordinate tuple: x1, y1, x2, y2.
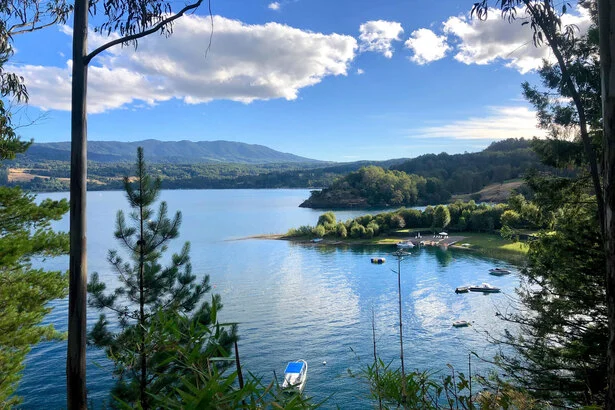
(17, 189, 520, 409)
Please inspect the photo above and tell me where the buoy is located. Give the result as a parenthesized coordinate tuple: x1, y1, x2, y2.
(322, 361, 327, 365)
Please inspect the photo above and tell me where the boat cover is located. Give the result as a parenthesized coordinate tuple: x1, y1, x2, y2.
(285, 361, 305, 373)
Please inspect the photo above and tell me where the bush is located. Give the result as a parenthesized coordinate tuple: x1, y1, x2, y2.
(312, 225, 326, 238)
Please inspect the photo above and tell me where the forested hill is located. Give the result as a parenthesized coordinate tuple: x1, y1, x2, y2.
(19, 139, 320, 164)
(4, 138, 557, 195)
(390, 138, 548, 194)
(299, 138, 565, 208)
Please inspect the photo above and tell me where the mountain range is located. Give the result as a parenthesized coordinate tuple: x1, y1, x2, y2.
(19, 139, 320, 164)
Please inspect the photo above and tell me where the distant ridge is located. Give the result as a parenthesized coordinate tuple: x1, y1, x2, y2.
(20, 139, 320, 164)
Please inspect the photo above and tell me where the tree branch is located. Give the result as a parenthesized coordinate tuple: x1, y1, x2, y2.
(84, 0, 203, 65)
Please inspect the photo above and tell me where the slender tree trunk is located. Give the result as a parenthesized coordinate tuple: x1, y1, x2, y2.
(138, 168, 148, 410)
(598, 1, 615, 407)
(67, 0, 88, 407)
(372, 308, 383, 410)
(395, 253, 407, 405)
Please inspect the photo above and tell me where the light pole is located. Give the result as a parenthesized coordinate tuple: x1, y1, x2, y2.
(392, 249, 410, 404)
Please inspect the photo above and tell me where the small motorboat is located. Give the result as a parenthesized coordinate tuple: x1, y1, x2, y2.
(455, 286, 469, 294)
(282, 360, 308, 393)
(489, 267, 511, 276)
(371, 257, 386, 264)
(396, 240, 415, 249)
(469, 283, 501, 293)
(453, 320, 471, 328)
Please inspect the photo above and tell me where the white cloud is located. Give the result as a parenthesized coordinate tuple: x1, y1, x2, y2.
(414, 106, 547, 139)
(405, 28, 450, 65)
(12, 15, 358, 113)
(442, 6, 591, 73)
(268, 2, 280, 11)
(358, 20, 403, 58)
(356, 68, 365, 75)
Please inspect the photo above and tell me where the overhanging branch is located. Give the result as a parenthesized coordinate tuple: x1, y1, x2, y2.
(84, 0, 203, 65)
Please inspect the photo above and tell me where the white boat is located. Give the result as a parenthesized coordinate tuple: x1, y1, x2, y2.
(489, 267, 511, 276)
(469, 283, 501, 293)
(453, 320, 471, 328)
(282, 360, 308, 393)
(396, 240, 415, 249)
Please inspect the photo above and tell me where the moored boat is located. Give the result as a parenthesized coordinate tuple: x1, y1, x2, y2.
(282, 360, 308, 393)
(455, 286, 469, 293)
(469, 283, 501, 293)
(453, 320, 471, 328)
(396, 240, 415, 249)
(489, 267, 511, 276)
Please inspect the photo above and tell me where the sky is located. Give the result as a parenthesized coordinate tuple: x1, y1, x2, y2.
(7, 0, 592, 162)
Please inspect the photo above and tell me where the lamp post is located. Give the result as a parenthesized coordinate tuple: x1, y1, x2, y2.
(392, 249, 410, 404)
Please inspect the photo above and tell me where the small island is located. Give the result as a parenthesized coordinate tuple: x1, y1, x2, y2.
(288, 199, 531, 261)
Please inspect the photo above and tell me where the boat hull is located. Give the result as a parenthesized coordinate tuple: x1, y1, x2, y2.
(282, 360, 308, 393)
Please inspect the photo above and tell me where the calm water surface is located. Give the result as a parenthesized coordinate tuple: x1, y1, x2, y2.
(18, 189, 520, 409)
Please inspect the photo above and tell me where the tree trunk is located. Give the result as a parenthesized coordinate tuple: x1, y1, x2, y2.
(598, 0, 615, 407)
(139, 171, 148, 410)
(67, 0, 89, 407)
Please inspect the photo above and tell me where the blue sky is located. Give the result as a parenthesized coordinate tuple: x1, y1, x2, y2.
(8, 0, 591, 161)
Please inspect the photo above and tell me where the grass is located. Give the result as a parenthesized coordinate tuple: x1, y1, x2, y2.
(450, 232, 529, 264)
(453, 232, 528, 254)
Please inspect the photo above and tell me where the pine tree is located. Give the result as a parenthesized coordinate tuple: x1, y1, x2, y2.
(0, 187, 69, 407)
(87, 147, 236, 409)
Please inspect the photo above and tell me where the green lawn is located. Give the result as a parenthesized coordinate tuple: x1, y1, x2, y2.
(455, 232, 528, 254)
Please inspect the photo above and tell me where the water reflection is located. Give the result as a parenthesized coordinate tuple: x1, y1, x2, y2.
(434, 247, 454, 267)
(19, 190, 520, 409)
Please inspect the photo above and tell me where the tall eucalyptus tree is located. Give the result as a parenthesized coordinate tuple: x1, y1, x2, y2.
(66, 0, 209, 407)
(472, 0, 615, 405)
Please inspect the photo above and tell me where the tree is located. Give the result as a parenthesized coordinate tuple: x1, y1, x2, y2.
(0, 0, 72, 159)
(66, 0, 211, 405)
(497, 195, 607, 406)
(0, 12, 72, 404)
(472, 1, 615, 405)
(0, 186, 69, 407)
(87, 148, 236, 409)
(596, 0, 615, 406)
(432, 205, 451, 233)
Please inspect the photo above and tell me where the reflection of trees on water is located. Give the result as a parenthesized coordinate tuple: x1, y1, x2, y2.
(291, 242, 396, 257)
(434, 247, 453, 267)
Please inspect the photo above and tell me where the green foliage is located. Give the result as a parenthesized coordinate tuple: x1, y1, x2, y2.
(0, 186, 69, 407)
(391, 138, 561, 198)
(490, 11, 608, 406)
(353, 358, 548, 409)
(302, 166, 425, 208)
(432, 205, 451, 232)
(288, 201, 509, 241)
(147, 310, 319, 409)
(495, 198, 607, 407)
(87, 148, 236, 408)
(316, 211, 336, 229)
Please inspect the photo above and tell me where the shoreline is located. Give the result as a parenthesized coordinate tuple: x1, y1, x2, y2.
(243, 232, 528, 262)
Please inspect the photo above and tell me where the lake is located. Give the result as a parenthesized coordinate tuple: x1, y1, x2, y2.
(17, 189, 520, 409)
